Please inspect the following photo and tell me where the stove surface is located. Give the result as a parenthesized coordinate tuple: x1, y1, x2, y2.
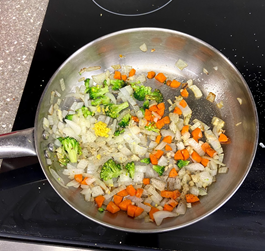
(1, 1, 265, 250)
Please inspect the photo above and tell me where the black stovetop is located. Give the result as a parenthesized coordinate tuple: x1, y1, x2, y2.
(1, 1, 265, 250)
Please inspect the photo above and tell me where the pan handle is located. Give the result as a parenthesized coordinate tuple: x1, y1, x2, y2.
(0, 128, 36, 158)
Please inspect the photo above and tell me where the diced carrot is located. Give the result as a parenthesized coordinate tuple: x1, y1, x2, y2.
(126, 185, 136, 196)
(155, 73, 167, 83)
(206, 147, 216, 157)
(191, 128, 202, 141)
(168, 199, 178, 208)
(74, 174, 83, 183)
(201, 142, 211, 152)
(144, 202, 152, 207)
(219, 133, 229, 143)
(181, 125, 189, 135)
(157, 103, 165, 110)
(174, 150, 184, 160)
(191, 151, 202, 163)
(161, 190, 173, 198)
(155, 135, 161, 144)
(163, 204, 173, 212)
(150, 154, 158, 165)
(165, 144, 172, 151)
(163, 136, 172, 144)
(154, 150, 164, 159)
(149, 207, 160, 221)
(121, 74, 127, 81)
(162, 116, 170, 124)
(132, 116, 139, 122)
(81, 177, 88, 185)
(106, 201, 120, 214)
(144, 109, 152, 121)
(186, 194, 200, 203)
(117, 189, 129, 197)
(149, 105, 158, 112)
(143, 178, 150, 185)
(156, 119, 165, 129)
(113, 195, 123, 206)
(135, 188, 144, 198)
(181, 148, 190, 160)
(173, 107, 182, 115)
(201, 158, 209, 167)
(180, 88, 189, 98)
(170, 80, 181, 88)
(119, 199, 132, 211)
(129, 68, 136, 77)
(95, 195, 105, 208)
(114, 71, 122, 80)
(156, 108, 165, 117)
(169, 168, 178, 178)
(179, 99, 187, 108)
(172, 190, 181, 200)
(147, 71, 156, 79)
(135, 207, 144, 217)
(127, 204, 137, 217)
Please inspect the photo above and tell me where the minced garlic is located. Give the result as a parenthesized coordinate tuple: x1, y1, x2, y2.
(93, 121, 110, 137)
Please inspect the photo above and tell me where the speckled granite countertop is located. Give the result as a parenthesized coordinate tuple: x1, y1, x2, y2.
(0, 0, 49, 134)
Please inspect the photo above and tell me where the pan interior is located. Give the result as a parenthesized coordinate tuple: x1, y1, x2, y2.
(35, 28, 258, 233)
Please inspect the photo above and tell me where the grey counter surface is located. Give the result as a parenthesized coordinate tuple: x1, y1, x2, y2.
(0, 0, 49, 134)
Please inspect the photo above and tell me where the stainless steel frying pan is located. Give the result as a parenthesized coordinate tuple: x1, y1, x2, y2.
(0, 28, 258, 233)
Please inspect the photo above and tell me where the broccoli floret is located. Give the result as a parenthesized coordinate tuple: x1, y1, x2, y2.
(114, 128, 125, 136)
(58, 137, 82, 163)
(104, 102, 129, 119)
(153, 165, 165, 176)
(140, 107, 145, 116)
(177, 160, 190, 169)
(84, 78, 90, 93)
(140, 158, 151, 164)
(110, 79, 126, 90)
(64, 114, 74, 121)
(91, 96, 110, 106)
(132, 85, 152, 101)
(86, 85, 109, 99)
(145, 89, 163, 103)
(143, 100, 149, 110)
(125, 161, 135, 179)
(145, 122, 160, 133)
(100, 159, 122, 181)
(56, 147, 70, 166)
(118, 113, 131, 128)
(79, 106, 94, 118)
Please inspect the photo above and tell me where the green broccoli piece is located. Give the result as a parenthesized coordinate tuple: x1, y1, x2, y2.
(104, 102, 129, 119)
(177, 160, 190, 169)
(100, 159, 122, 181)
(140, 107, 145, 116)
(125, 162, 135, 179)
(86, 85, 109, 99)
(114, 128, 125, 136)
(78, 106, 94, 118)
(91, 96, 110, 106)
(84, 78, 90, 93)
(56, 147, 70, 166)
(140, 158, 151, 164)
(64, 114, 74, 121)
(132, 85, 152, 101)
(110, 79, 126, 90)
(143, 100, 149, 110)
(58, 137, 82, 163)
(98, 208, 104, 213)
(145, 89, 163, 103)
(153, 165, 165, 176)
(118, 113, 131, 128)
(145, 122, 160, 133)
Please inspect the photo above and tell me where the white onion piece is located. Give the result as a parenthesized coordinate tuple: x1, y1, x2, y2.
(160, 129, 175, 139)
(203, 156, 226, 166)
(65, 119, 81, 135)
(189, 85, 203, 98)
(185, 163, 205, 172)
(153, 211, 178, 226)
(92, 72, 106, 84)
(155, 141, 167, 150)
(105, 92, 117, 104)
(140, 43, 147, 52)
(66, 180, 80, 188)
(174, 200, 187, 215)
(104, 185, 126, 200)
(175, 59, 188, 70)
(151, 178, 166, 191)
(158, 155, 168, 167)
(134, 172, 144, 183)
(136, 202, 151, 212)
(186, 138, 205, 156)
(199, 171, 213, 185)
(204, 130, 222, 152)
(49, 167, 68, 189)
